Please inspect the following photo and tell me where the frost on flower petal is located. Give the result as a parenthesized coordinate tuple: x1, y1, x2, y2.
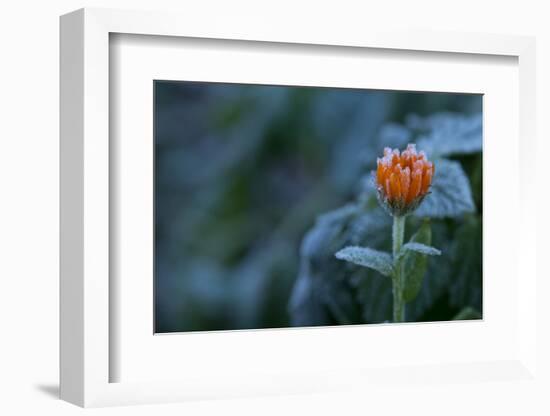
(374, 143, 434, 217)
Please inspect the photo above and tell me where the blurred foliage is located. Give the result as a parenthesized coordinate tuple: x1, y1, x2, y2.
(155, 81, 482, 332)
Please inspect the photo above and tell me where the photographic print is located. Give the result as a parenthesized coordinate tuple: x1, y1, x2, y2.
(154, 81, 482, 333)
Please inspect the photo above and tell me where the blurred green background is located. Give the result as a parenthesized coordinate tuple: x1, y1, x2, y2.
(154, 81, 482, 333)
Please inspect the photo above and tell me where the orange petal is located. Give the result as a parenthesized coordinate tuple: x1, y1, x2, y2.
(421, 166, 433, 194)
(400, 167, 411, 200)
(385, 178, 392, 199)
(413, 160, 424, 172)
(390, 172, 401, 201)
(393, 163, 402, 176)
(400, 152, 411, 170)
(376, 159, 384, 186)
(408, 168, 422, 203)
(391, 153, 400, 167)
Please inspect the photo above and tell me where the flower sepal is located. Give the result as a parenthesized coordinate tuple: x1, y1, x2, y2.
(375, 187, 430, 217)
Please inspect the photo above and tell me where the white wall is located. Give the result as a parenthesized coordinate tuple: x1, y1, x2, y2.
(1, 1, 548, 414)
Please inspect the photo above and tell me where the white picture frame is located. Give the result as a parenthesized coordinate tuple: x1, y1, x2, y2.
(60, 7, 538, 408)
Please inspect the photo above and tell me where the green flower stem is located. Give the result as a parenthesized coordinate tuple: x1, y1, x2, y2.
(392, 215, 406, 323)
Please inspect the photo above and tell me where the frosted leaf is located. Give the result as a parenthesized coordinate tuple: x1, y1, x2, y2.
(347, 207, 391, 246)
(401, 221, 433, 302)
(290, 203, 368, 326)
(300, 204, 357, 260)
(413, 159, 475, 218)
(379, 124, 412, 150)
(401, 242, 441, 256)
(409, 113, 482, 158)
(335, 246, 394, 277)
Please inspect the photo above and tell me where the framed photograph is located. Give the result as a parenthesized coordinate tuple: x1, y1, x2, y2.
(60, 8, 538, 408)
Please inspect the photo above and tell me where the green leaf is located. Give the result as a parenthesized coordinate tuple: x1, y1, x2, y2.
(335, 246, 394, 277)
(413, 159, 476, 219)
(403, 221, 453, 319)
(453, 306, 482, 320)
(402, 221, 433, 302)
(448, 215, 483, 310)
(401, 242, 441, 257)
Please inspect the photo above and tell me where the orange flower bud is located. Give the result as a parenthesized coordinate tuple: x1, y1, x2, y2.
(374, 143, 434, 216)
